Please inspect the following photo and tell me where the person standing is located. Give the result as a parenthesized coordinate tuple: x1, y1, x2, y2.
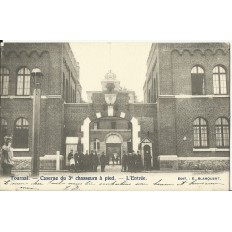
(83, 151, 89, 172)
(68, 149, 75, 172)
(136, 150, 142, 172)
(74, 150, 79, 172)
(93, 151, 99, 172)
(100, 152, 106, 172)
(89, 150, 94, 171)
(144, 150, 152, 170)
(1, 136, 14, 176)
(121, 151, 128, 172)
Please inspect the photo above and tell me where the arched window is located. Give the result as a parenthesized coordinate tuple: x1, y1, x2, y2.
(14, 118, 29, 148)
(191, 66, 205, 95)
(193, 118, 208, 148)
(0, 68, 9, 95)
(17, 67, 30, 95)
(94, 139, 100, 151)
(213, 65, 227, 94)
(0, 118, 8, 144)
(215, 117, 229, 147)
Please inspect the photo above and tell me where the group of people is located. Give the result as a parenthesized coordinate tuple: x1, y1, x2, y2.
(67, 150, 107, 172)
(0, 136, 14, 176)
(68, 149, 152, 173)
(121, 151, 142, 172)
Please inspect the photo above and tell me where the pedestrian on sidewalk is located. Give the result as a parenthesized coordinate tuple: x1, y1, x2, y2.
(1, 136, 14, 176)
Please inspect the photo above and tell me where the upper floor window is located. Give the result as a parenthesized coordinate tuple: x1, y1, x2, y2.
(213, 66, 227, 94)
(14, 118, 29, 148)
(94, 139, 100, 151)
(94, 122, 99, 130)
(193, 117, 208, 148)
(215, 117, 229, 147)
(0, 67, 9, 95)
(191, 66, 205, 95)
(0, 118, 8, 144)
(17, 67, 30, 95)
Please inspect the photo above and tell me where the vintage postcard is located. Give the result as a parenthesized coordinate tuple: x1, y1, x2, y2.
(0, 41, 230, 190)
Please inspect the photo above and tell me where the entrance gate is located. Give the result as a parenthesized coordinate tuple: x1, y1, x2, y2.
(105, 133, 122, 165)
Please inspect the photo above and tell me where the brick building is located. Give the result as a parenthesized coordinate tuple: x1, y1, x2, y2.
(143, 43, 230, 170)
(0, 43, 230, 171)
(0, 43, 82, 169)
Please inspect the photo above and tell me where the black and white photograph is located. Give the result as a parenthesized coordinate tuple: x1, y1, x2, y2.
(0, 42, 230, 190)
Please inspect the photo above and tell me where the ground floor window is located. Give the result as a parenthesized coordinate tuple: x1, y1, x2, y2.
(13, 118, 29, 148)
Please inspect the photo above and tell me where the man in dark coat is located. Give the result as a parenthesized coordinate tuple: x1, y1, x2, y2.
(121, 151, 128, 172)
(144, 151, 152, 170)
(74, 150, 79, 172)
(78, 151, 84, 172)
(100, 152, 106, 172)
(93, 151, 99, 172)
(83, 151, 89, 172)
(89, 150, 94, 172)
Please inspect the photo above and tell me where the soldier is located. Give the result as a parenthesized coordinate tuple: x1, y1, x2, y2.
(89, 150, 94, 171)
(144, 150, 152, 170)
(78, 150, 84, 172)
(136, 150, 142, 172)
(121, 151, 128, 172)
(74, 150, 79, 172)
(83, 150, 89, 172)
(93, 151, 99, 172)
(127, 153, 132, 172)
(100, 152, 106, 172)
(131, 150, 136, 172)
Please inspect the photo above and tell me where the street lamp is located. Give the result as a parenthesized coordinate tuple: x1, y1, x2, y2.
(31, 68, 44, 176)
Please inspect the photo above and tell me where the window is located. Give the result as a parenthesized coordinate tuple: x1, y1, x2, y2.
(128, 122, 132, 130)
(215, 117, 229, 147)
(213, 66, 227, 94)
(17, 67, 30, 95)
(14, 118, 29, 148)
(193, 118, 208, 148)
(191, 66, 205, 95)
(0, 118, 8, 144)
(0, 68, 9, 95)
(94, 122, 99, 130)
(111, 121, 116, 129)
(94, 139, 100, 151)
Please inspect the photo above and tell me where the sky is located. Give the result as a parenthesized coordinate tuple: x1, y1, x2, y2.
(70, 42, 151, 102)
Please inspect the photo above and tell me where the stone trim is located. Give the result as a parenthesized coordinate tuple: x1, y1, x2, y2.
(13, 148, 29, 152)
(178, 157, 230, 161)
(159, 95, 229, 99)
(193, 148, 229, 152)
(158, 155, 178, 160)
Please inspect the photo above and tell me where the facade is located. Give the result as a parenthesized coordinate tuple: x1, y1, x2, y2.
(0, 43, 81, 170)
(0, 43, 230, 171)
(64, 70, 156, 167)
(144, 43, 230, 170)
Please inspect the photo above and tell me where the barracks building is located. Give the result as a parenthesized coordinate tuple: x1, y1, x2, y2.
(0, 43, 230, 171)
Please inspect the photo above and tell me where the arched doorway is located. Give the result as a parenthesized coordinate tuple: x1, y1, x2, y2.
(105, 133, 123, 165)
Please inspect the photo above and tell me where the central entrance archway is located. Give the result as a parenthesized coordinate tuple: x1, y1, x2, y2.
(105, 133, 123, 165)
